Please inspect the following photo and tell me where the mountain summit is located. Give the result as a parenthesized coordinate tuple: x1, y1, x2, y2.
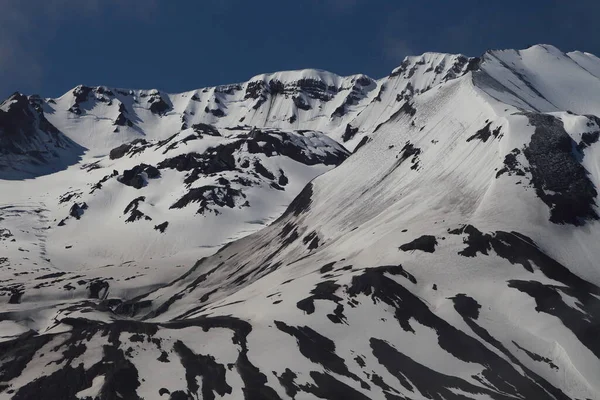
(1, 44, 600, 399)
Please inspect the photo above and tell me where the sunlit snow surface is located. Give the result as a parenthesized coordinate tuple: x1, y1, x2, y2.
(1, 45, 600, 399)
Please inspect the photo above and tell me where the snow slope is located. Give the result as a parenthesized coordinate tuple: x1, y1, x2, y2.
(1, 44, 600, 400)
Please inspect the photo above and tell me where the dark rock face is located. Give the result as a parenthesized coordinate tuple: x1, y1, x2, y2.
(124, 196, 152, 223)
(246, 129, 349, 166)
(374, 102, 418, 133)
(0, 93, 82, 177)
(253, 160, 274, 180)
(282, 183, 313, 219)
(578, 131, 600, 150)
(450, 294, 481, 320)
(90, 170, 119, 194)
(353, 136, 371, 153)
(170, 185, 246, 215)
(466, 122, 502, 142)
(148, 92, 171, 115)
(9, 289, 23, 304)
(496, 148, 526, 178)
(393, 141, 421, 171)
(215, 84, 242, 95)
(245, 81, 267, 100)
(246, 77, 339, 111)
(342, 124, 359, 142)
(523, 113, 598, 225)
(292, 96, 311, 111)
(72, 85, 93, 104)
(89, 280, 109, 299)
(296, 280, 342, 316)
(296, 78, 338, 101)
(114, 103, 134, 127)
(204, 107, 225, 117)
(118, 164, 161, 189)
(154, 221, 169, 233)
(303, 231, 320, 250)
(191, 123, 221, 136)
(69, 202, 88, 220)
(158, 146, 236, 176)
(277, 170, 288, 186)
(577, 117, 600, 151)
(98, 128, 346, 222)
(68, 85, 93, 114)
(397, 101, 417, 118)
(389, 59, 412, 78)
(399, 235, 437, 253)
(109, 139, 149, 160)
(491, 115, 600, 225)
(513, 341, 558, 370)
(465, 56, 482, 72)
(245, 79, 284, 109)
(332, 77, 375, 119)
(332, 92, 361, 118)
(0, 93, 58, 144)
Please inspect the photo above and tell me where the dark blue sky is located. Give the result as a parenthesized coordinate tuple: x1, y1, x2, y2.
(1, 0, 598, 99)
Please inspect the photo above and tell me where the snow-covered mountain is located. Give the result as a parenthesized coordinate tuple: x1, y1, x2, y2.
(2, 44, 600, 399)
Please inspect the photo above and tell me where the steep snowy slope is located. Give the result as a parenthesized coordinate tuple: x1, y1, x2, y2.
(1, 45, 600, 400)
(0, 93, 83, 179)
(0, 125, 348, 305)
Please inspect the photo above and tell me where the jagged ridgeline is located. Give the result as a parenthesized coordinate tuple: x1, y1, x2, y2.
(1, 45, 600, 399)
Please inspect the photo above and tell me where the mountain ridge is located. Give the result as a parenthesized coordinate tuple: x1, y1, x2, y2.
(1, 44, 600, 399)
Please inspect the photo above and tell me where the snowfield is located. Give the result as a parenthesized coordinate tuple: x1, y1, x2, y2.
(1, 44, 600, 399)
